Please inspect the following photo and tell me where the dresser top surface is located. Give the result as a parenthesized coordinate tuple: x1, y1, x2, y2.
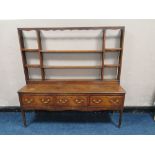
(18, 81, 125, 94)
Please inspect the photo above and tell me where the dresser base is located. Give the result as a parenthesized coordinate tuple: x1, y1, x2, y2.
(18, 82, 125, 128)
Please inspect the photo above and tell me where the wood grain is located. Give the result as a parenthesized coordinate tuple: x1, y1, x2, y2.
(18, 82, 125, 94)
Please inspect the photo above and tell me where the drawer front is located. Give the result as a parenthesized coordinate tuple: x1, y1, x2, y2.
(55, 96, 88, 107)
(89, 96, 124, 108)
(21, 94, 123, 109)
(22, 95, 54, 107)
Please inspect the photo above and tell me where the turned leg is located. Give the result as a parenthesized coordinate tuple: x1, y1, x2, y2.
(118, 110, 123, 128)
(21, 110, 27, 127)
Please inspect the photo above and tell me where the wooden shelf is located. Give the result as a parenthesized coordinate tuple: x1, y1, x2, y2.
(25, 64, 40, 68)
(25, 64, 120, 69)
(28, 79, 103, 83)
(105, 48, 122, 52)
(27, 79, 120, 84)
(22, 48, 38, 52)
(43, 66, 102, 69)
(18, 26, 125, 31)
(41, 50, 102, 53)
(22, 48, 122, 53)
(44, 79, 101, 81)
(104, 64, 120, 68)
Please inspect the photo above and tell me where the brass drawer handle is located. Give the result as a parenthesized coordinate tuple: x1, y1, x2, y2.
(110, 99, 120, 104)
(41, 98, 51, 104)
(75, 99, 84, 104)
(92, 99, 102, 104)
(24, 98, 33, 104)
(57, 99, 68, 104)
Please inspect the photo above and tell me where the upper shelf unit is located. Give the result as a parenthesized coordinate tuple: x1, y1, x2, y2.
(18, 26, 125, 84)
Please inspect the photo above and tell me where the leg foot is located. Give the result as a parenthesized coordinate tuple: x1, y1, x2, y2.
(118, 110, 123, 128)
(21, 110, 27, 127)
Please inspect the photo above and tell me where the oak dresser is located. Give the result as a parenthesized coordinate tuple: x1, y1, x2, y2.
(17, 27, 126, 127)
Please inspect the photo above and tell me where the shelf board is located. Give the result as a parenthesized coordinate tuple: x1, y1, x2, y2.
(28, 79, 103, 83)
(43, 66, 102, 69)
(44, 79, 101, 81)
(22, 48, 38, 52)
(22, 48, 122, 53)
(19, 26, 124, 31)
(41, 50, 102, 53)
(104, 64, 120, 68)
(25, 64, 120, 69)
(105, 48, 122, 52)
(25, 64, 41, 68)
(25, 65, 120, 69)
(27, 79, 119, 84)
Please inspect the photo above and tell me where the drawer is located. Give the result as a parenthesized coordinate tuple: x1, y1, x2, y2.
(55, 96, 88, 107)
(21, 95, 54, 107)
(89, 96, 123, 108)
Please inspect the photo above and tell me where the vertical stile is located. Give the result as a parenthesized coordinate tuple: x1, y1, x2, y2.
(117, 28, 125, 82)
(36, 30, 45, 80)
(18, 29, 29, 83)
(101, 29, 106, 80)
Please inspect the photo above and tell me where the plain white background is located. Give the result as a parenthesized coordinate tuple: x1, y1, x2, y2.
(0, 19, 155, 107)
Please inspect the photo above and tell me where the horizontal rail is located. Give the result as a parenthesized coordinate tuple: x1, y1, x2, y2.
(18, 26, 125, 31)
(22, 48, 122, 53)
(41, 50, 102, 53)
(27, 79, 120, 83)
(25, 64, 40, 68)
(105, 48, 122, 52)
(43, 66, 102, 69)
(25, 64, 120, 69)
(22, 48, 38, 52)
(104, 64, 120, 68)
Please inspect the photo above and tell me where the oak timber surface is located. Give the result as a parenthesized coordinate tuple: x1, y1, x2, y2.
(18, 81, 125, 94)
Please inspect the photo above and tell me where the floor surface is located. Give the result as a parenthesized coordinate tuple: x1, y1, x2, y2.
(0, 111, 154, 135)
